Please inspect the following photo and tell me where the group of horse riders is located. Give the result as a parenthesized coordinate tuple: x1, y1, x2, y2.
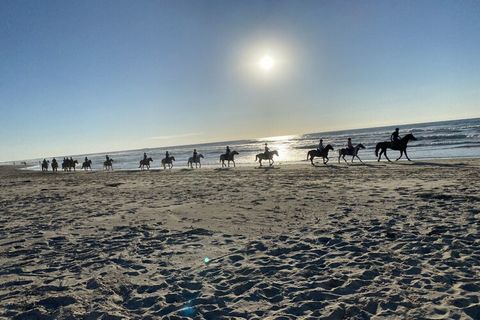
(316, 128, 402, 156)
(40, 127, 413, 171)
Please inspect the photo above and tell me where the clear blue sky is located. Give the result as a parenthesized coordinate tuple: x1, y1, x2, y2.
(1, 0, 479, 161)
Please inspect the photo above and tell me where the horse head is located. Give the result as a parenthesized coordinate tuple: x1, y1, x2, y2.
(403, 133, 417, 141)
(357, 144, 366, 149)
(272, 150, 279, 156)
(199, 154, 204, 159)
(171, 156, 175, 161)
(326, 145, 334, 151)
(232, 151, 239, 155)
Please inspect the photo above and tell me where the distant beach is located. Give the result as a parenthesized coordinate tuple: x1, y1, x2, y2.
(9, 118, 480, 171)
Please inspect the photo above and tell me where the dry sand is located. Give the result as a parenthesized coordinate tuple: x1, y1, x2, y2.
(0, 159, 479, 319)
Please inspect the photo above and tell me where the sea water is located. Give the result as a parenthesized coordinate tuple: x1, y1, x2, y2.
(19, 118, 480, 171)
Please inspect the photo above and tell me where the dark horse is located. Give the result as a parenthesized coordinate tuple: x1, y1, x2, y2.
(338, 144, 366, 164)
(51, 160, 58, 172)
(307, 145, 334, 165)
(161, 156, 175, 170)
(41, 159, 49, 172)
(375, 133, 417, 162)
(104, 159, 114, 171)
(255, 150, 279, 167)
(220, 150, 239, 167)
(139, 157, 153, 170)
(62, 159, 78, 172)
(82, 160, 92, 171)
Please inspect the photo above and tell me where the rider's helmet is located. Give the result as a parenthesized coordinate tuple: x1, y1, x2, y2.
(395, 128, 399, 131)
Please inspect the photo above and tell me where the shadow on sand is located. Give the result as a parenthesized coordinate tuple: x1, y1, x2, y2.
(392, 161, 469, 168)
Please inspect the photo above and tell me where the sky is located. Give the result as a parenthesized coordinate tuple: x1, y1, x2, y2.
(1, 0, 479, 161)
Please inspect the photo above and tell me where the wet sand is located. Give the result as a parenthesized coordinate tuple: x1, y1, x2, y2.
(1, 159, 479, 319)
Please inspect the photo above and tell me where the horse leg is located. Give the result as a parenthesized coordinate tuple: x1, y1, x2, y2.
(343, 155, 348, 164)
(233, 160, 235, 167)
(338, 153, 341, 164)
(259, 159, 263, 167)
(405, 149, 412, 161)
(357, 155, 364, 164)
(325, 156, 329, 165)
(396, 150, 403, 161)
(384, 151, 391, 162)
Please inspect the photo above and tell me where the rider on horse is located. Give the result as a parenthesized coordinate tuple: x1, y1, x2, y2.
(165, 151, 170, 159)
(318, 139, 324, 153)
(143, 152, 148, 161)
(193, 149, 198, 162)
(264, 143, 270, 157)
(225, 146, 231, 158)
(347, 138, 354, 153)
(391, 128, 401, 147)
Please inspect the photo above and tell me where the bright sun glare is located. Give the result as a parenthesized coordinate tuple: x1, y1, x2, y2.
(259, 55, 275, 72)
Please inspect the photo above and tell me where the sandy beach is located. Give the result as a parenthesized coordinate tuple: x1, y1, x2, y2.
(1, 159, 479, 319)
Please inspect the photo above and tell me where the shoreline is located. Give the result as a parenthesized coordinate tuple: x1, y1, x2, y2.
(11, 156, 480, 174)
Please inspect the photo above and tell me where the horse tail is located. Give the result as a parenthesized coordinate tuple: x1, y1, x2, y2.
(375, 143, 381, 157)
(306, 151, 310, 160)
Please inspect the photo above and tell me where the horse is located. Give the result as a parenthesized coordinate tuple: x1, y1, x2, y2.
(139, 157, 154, 170)
(307, 145, 334, 165)
(104, 159, 114, 171)
(62, 159, 78, 172)
(161, 156, 175, 169)
(188, 154, 204, 168)
(255, 150, 279, 167)
(51, 160, 58, 172)
(41, 160, 49, 172)
(220, 150, 239, 167)
(82, 160, 92, 171)
(338, 144, 366, 164)
(375, 133, 417, 162)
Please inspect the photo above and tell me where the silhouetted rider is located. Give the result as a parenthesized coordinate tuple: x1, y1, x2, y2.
(318, 139, 324, 153)
(193, 149, 198, 161)
(264, 143, 270, 156)
(225, 146, 231, 158)
(391, 128, 401, 147)
(143, 152, 147, 161)
(165, 151, 170, 159)
(347, 137, 354, 153)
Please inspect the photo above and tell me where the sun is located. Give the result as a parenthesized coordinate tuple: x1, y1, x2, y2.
(259, 55, 275, 72)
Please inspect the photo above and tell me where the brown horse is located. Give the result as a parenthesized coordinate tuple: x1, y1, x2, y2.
(161, 156, 175, 169)
(307, 145, 334, 165)
(139, 157, 154, 170)
(41, 159, 49, 172)
(255, 150, 279, 167)
(375, 134, 417, 162)
(338, 144, 366, 164)
(82, 160, 92, 171)
(220, 150, 239, 167)
(104, 159, 114, 171)
(188, 154, 204, 168)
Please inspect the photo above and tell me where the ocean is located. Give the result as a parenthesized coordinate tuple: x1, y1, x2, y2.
(19, 118, 480, 171)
